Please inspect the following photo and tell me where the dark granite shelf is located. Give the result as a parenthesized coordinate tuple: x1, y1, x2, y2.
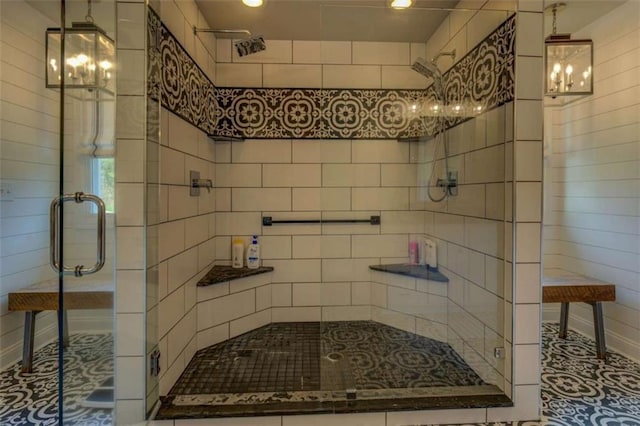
(197, 265, 274, 287)
(370, 264, 449, 283)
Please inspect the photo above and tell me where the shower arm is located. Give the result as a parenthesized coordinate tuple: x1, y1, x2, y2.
(432, 49, 456, 63)
(192, 26, 251, 38)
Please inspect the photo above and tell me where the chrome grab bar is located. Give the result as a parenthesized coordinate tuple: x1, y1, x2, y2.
(50, 192, 106, 277)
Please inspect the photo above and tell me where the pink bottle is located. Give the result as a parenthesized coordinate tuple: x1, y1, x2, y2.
(409, 241, 419, 264)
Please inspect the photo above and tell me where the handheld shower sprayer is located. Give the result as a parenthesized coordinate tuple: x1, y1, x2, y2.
(410, 52, 458, 203)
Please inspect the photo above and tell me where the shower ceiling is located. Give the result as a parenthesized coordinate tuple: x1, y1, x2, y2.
(195, 0, 627, 43)
(195, 0, 460, 42)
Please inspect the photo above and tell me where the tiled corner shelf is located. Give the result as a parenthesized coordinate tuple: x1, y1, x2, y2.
(197, 265, 274, 287)
(369, 264, 449, 283)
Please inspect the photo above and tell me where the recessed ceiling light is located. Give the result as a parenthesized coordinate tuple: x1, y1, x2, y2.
(242, 0, 263, 7)
(390, 0, 412, 9)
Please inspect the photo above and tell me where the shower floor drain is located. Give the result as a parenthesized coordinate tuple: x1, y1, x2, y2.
(325, 352, 343, 362)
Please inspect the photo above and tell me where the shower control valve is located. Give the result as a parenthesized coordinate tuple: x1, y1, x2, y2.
(436, 170, 458, 196)
(150, 349, 161, 377)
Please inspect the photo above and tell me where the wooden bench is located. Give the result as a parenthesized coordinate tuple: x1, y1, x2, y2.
(8, 280, 113, 373)
(542, 268, 616, 360)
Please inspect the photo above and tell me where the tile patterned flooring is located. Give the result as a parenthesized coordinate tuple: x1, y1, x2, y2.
(0, 333, 113, 425)
(1, 323, 639, 425)
(511, 323, 640, 426)
(170, 321, 484, 396)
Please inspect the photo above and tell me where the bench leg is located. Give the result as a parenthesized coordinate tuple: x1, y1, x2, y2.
(591, 302, 607, 360)
(559, 302, 569, 339)
(21, 311, 40, 373)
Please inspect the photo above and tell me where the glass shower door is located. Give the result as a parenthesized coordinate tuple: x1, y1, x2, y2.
(0, 0, 115, 424)
(51, 0, 117, 423)
(317, 1, 514, 410)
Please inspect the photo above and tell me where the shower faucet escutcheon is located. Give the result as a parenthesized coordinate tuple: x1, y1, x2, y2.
(190, 170, 213, 196)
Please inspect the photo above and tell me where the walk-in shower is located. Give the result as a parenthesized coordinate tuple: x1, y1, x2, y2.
(148, 0, 516, 417)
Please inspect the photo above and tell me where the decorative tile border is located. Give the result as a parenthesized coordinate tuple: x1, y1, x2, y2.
(148, 7, 515, 139)
(148, 8, 217, 135)
(215, 88, 426, 139)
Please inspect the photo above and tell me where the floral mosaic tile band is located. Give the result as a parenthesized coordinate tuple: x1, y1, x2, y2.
(148, 8, 515, 140)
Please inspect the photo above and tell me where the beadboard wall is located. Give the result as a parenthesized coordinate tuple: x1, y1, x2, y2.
(0, 1, 61, 370)
(0, 0, 115, 371)
(543, 0, 640, 362)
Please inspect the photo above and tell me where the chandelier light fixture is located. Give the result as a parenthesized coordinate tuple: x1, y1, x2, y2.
(544, 2, 593, 99)
(46, 0, 115, 98)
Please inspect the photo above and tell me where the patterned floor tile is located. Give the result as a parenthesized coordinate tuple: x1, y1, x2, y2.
(0, 334, 113, 426)
(448, 323, 640, 426)
(2, 323, 639, 425)
(170, 321, 483, 396)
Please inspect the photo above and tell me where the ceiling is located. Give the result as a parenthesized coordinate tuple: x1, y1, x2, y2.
(543, 0, 626, 37)
(25, 0, 627, 45)
(195, 0, 461, 43)
(195, 0, 628, 43)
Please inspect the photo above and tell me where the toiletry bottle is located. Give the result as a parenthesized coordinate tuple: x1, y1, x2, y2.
(232, 239, 244, 268)
(246, 235, 260, 269)
(409, 241, 419, 265)
(423, 238, 438, 270)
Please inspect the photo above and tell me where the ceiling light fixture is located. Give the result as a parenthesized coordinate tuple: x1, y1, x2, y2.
(46, 0, 115, 98)
(544, 2, 593, 99)
(390, 0, 413, 9)
(242, 0, 263, 7)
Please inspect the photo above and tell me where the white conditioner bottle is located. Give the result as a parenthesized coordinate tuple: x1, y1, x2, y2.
(246, 235, 260, 269)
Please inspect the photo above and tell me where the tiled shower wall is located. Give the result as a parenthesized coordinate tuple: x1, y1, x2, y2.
(150, 0, 519, 403)
(115, 0, 147, 422)
(136, 1, 542, 419)
(146, 0, 220, 407)
(413, 2, 519, 393)
(543, 0, 640, 361)
(214, 39, 428, 89)
(149, 107, 217, 397)
(420, 102, 513, 391)
(213, 138, 424, 325)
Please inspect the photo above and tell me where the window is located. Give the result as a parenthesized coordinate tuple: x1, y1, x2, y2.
(91, 157, 115, 214)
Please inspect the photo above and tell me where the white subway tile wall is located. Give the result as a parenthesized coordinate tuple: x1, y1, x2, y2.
(154, 108, 217, 404)
(117, 0, 544, 424)
(114, 0, 157, 422)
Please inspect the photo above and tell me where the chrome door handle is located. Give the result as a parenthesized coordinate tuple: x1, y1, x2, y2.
(50, 192, 106, 277)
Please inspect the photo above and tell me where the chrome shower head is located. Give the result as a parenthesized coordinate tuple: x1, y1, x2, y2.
(411, 57, 441, 79)
(235, 36, 266, 57)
